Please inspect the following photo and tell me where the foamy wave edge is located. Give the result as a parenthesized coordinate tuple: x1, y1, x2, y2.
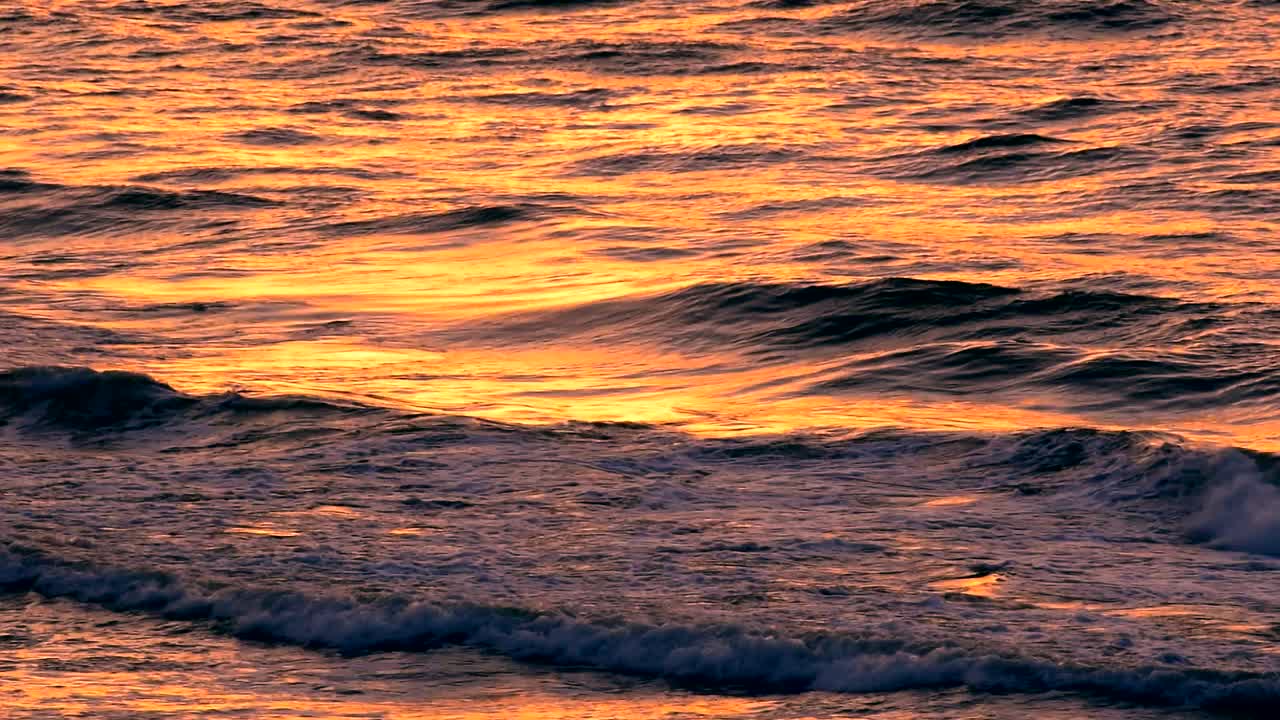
(1, 546, 1275, 714)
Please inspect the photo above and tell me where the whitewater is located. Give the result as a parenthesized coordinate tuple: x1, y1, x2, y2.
(1, 0, 1278, 717)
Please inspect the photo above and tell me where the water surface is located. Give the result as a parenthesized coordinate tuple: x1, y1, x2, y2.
(1, 1, 1278, 717)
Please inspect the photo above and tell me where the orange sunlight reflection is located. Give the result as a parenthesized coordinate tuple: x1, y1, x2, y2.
(3, 0, 1277, 452)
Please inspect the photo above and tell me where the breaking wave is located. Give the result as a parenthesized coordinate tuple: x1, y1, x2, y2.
(0, 546, 1275, 714)
(1186, 454, 1280, 556)
(3, 366, 1276, 559)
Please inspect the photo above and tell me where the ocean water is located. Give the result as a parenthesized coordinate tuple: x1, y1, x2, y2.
(2, 0, 1279, 717)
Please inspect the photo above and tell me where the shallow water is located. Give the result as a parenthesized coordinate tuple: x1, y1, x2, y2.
(0, 595, 1218, 719)
(1, 0, 1278, 717)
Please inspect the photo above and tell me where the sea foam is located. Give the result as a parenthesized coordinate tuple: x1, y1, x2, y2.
(1, 546, 1275, 715)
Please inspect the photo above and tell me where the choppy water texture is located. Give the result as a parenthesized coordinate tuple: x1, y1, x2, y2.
(2, 1, 1279, 717)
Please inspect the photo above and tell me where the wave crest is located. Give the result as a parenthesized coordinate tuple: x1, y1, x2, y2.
(1186, 454, 1280, 556)
(472, 277, 1213, 353)
(0, 366, 359, 431)
(0, 546, 1275, 713)
(0, 366, 193, 430)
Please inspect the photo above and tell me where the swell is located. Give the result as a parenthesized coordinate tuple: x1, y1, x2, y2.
(813, 343, 1280, 412)
(320, 203, 572, 236)
(1016, 95, 1137, 122)
(0, 366, 366, 432)
(474, 277, 1214, 349)
(823, 0, 1180, 39)
(569, 144, 803, 176)
(800, 283, 1274, 409)
(371, 0, 637, 19)
(105, 1, 321, 23)
(461, 278, 1280, 412)
(3, 367, 1276, 557)
(352, 36, 760, 79)
(883, 133, 1155, 185)
(6, 366, 1276, 477)
(0, 172, 275, 238)
(0, 545, 1275, 714)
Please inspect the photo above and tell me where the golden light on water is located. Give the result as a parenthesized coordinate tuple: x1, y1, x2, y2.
(4, 0, 1276, 443)
(4, 1, 1280, 716)
(3, 603, 776, 720)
